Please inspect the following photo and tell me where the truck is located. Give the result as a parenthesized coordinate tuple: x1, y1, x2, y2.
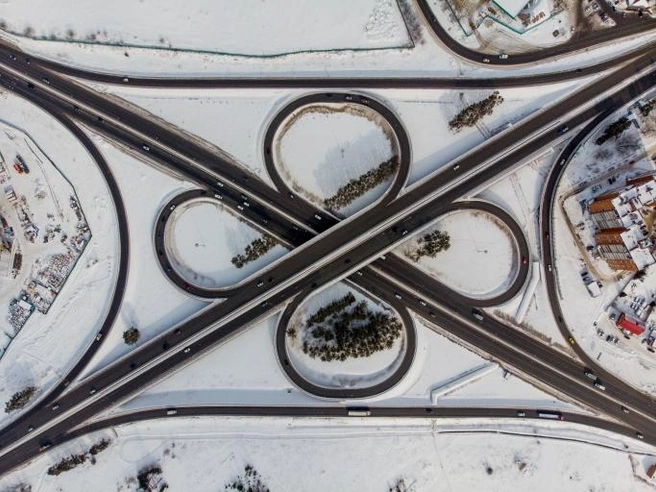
(537, 410, 564, 420)
(15, 154, 29, 174)
(347, 407, 371, 417)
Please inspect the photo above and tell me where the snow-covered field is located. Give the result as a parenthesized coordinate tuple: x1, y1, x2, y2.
(3, 417, 655, 492)
(166, 198, 288, 289)
(396, 209, 517, 298)
(275, 102, 398, 215)
(0, 93, 118, 425)
(0, 0, 411, 56)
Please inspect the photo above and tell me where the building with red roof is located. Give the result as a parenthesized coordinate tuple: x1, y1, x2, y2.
(616, 312, 645, 336)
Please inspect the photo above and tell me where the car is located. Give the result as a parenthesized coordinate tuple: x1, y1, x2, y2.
(516, 411, 526, 417)
(568, 336, 575, 345)
(583, 369, 596, 380)
(356, 271, 363, 276)
(557, 125, 569, 135)
(453, 165, 461, 171)
(314, 214, 322, 221)
(8, 54, 16, 60)
(260, 301, 270, 308)
(593, 380, 606, 391)
(166, 409, 177, 415)
(547, 264, 552, 272)
(183, 347, 191, 354)
(39, 442, 52, 451)
(257, 281, 264, 287)
(499, 54, 509, 59)
(164, 266, 172, 274)
(162, 342, 170, 351)
(51, 404, 59, 411)
(288, 192, 295, 199)
(521, 256, 527, 264)
(122, 77, 129, 83)
(95, 333, 103, 341)
(237, 205, 244, 211)
(621, 406, 630, 414)
(27, 426, 35, 433)
(216, 181, 224, 187)
(174, 328, 181, 335)
(214, 194, 222, 200)
(394, 293, 402, 300)
(472, 309, 484, 321)
(420, 300, 427, 307)
(27, 82, 34, 90)
(636, 431, 644, 439)
(243, 202, 250, 207)
(401, 230, 408, 236)
(89, 388, 97, 395)
(142, 144, 150, 151)
(482, 58, 490, 63)
(41, 77, 50, 85)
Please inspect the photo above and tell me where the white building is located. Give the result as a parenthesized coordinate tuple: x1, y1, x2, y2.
(493, 0, 530, 17)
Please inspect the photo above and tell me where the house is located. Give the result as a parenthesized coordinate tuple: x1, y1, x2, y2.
(616, 312, 645, 336)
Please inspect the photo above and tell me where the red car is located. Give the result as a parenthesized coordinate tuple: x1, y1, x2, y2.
(13, 163, 23, 174)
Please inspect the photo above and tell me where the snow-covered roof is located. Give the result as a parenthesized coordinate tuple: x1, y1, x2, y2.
(493, 0, 529, 17)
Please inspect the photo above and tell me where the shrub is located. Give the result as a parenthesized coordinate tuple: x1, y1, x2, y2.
(595, 117, 631, 146)
(5, 386, 37, 413)
(225, 465, 269, 492)
(123, 327, 140, 345)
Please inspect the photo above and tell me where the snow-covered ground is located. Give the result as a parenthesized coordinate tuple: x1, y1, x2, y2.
(285, 282, 407, 390)
(275, 102, 398, 215)
(395, 209, 517, 298)
(3, 417, 655, 492)
(0, 0, 411, 56)
(76, 135, 207, 378)
(165, 198, 288, 289)
(0, 93, 118, 425)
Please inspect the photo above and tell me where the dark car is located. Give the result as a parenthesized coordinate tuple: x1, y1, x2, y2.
(557, 125, 569, 135)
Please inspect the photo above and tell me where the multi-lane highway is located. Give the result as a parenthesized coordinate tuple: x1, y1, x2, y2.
(0, 26, 654, 475)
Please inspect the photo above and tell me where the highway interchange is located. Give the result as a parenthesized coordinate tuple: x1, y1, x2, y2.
(0, 6, 654, 476)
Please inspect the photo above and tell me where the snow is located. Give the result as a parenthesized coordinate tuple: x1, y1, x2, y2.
(76, 135, 208, 378)
(0, 93, 118, 425)
(396, 209, 517, 298)
(275, 102, 397, 215)
(2, 417, 655, 492)
(0, 0, 411, 56)
(166, 198, 288, 289)
(285, 282, 406, 390)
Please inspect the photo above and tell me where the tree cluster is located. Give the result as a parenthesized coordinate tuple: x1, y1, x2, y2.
(407, 230, 450, 262)
(449, 91, 504, 132)
(4, 386, 37, 413)
(123, 327, 140, 345)
(231, 235, 278, 269)
(46, 438, 112, 476)
(325, 158, 399, 211)
(389, 478, 414, 492)
(640, 98, 655, 117)
(137, 465, 168, 492)
(225, 464, 269, 492)
(595, 117, 631, 146)
(300, 296, 402, 362)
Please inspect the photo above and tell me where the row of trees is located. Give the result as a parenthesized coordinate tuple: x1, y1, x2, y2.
(406, 230, 451, 262)
(5, 386, 37, 413)
(301, 296, 402, 362)
(324, 158, 399, 211)
(231, 235, 278, 269)
(47, 438, 112, 476)
(595, 117, 632, 145)
(225, 464, 269, 492)
(307, 292, 356, 325)
(449, 91, 504, 132)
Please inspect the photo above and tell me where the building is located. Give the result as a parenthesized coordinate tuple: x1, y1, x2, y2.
(646, 462, 656, 479)
(587, 173, 656, 271)
(492, 0, 530, 18)
(616, 312, 645, 336)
